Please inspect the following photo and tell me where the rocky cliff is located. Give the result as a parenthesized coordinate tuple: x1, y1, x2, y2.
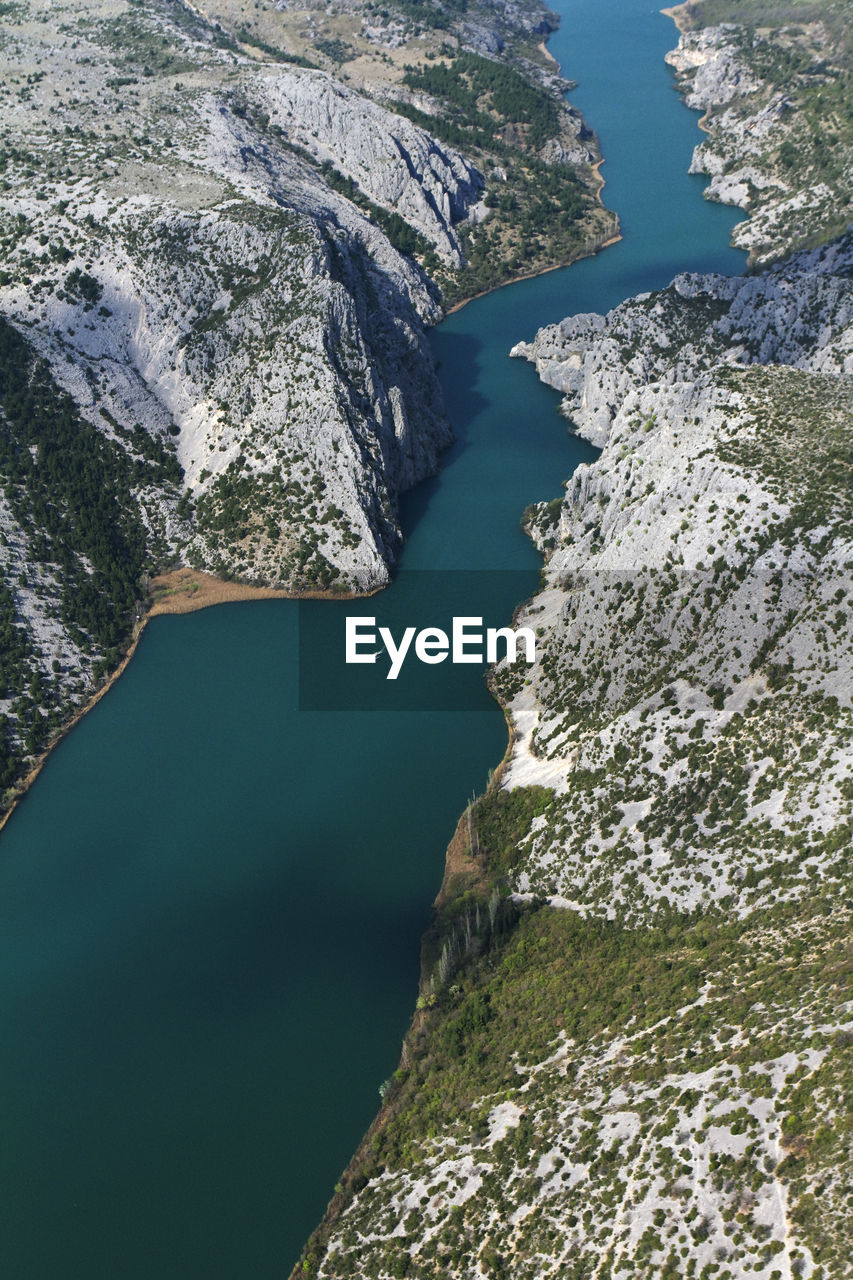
(253, 68, 483, 264)
(510, 235, 853, 447)
(0, 0, 468, 792)
(506, 235, 852, 920)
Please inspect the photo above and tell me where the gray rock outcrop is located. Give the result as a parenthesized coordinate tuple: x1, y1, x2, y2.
(503, 234, 853, 921)
(511, 235, 853, 446)
(255, 68, 483, 264)
(0, 0, 472, 782)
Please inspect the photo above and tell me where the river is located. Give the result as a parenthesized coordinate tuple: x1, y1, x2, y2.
(0, 2, 745, 1275)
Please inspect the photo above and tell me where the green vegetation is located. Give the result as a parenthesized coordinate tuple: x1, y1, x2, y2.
(194, 460, 347, 592)
(375, 46, 613, 303)
(296, 871, 853, 1278)
(402, 51, 562, 150)
(0, 316, 175, 797)
(682, 0, 853, 52)
(0, 317, 157, 655)
(471, 784, 554, 873)
(391, 0, 469, 32)
(95, 13, 198, 78)
(318, 160, 436, 265)
(233, 26, 318, 68)
(448, 155, 608, 304)
(314, 37, 354, 65)
(0, 574, 33, 786)
(716, 365, 853, 537)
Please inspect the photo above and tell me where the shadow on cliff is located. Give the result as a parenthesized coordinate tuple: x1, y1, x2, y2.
(399, 330, 488, 547)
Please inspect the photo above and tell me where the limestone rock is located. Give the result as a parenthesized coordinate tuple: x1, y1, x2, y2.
(503, 234, 853, 921)
(254, 67, 483, 265)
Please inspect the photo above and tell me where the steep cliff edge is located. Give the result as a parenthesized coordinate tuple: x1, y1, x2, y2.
(511, 235, 853, 447)
(0, 0, 457, 796)
(507, 236, 852, 919)
(252, 67, 483, 265)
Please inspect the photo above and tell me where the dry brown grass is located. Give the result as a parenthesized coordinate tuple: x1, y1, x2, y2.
(148, 567, 369, 615)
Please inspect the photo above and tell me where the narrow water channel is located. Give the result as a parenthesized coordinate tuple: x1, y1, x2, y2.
(0, 2, 745, 1275)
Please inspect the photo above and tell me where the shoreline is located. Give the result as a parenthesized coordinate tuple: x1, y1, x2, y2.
(445, 227, 621, 316)
(0, 567, 379, 837)
(660, 7, 732, 227)
(446, 22, 618, 318)
(287, 696, 519, 1280)
(146, 565, 375, 615)
(662, 4, 760, 266)
(537, 38, 559, 67)
(0, 619, 149, 838)
(431, 705, 517, 909)
(660, 3, 690, 34)
(445, 147, 619, 320)
(660, 3, 708, 132)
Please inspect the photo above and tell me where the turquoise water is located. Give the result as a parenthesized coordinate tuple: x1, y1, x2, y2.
(0, 3, 745, 1276)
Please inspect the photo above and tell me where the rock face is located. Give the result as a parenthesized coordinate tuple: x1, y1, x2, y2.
(664, 20, 853, 263)
(254, 67, 483, 265)
(0, 0, 472, 787)
(665, 22, 761, 106)
(2, 186, 447, 593)
(506, 233, 853, 918)
(511, 235, 853, 446)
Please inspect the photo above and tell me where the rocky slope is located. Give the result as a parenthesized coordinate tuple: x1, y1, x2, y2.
(506, 235, 853, 921)
(173, 0, 612, 303)
(252, 67, 483, 265)
(0, 0, 459, 795)
(510, 236, 853, 447)
(664, 2, 853, 263)
(308, 904, 852, 1280)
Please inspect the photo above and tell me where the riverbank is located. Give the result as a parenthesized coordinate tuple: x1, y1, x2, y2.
(286, 693, 521, 1280)
(446, 149, 619, 317)
(445, 226, 621, 316)
(147, 567, 372, 615)
(0, 622, 150, 838)
(538, 38, 560, 67)
(660, 3, 689, 34)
